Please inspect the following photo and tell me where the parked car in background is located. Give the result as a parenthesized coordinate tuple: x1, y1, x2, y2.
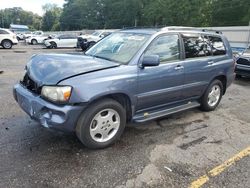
(0, 28, 18, 49)
(16, 33, 25, 41)
(26, 34, 48, 45)
(10, 24, 29, 40)
(44, 34, 77, 48)
(24, 31, 44, 40)
(77, 30, 114, 50)
(235, 48, 250, 77)
(14, 27, 235, 149)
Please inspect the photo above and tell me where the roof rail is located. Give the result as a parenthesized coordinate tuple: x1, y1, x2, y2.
(121, 26, 164, 30)
(161, 26, 223, 34)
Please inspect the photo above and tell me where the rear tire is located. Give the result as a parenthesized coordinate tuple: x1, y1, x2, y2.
(76, 99, 126, 149)
(200, 79, 223, 111)
(31, 39, 38, 45)
(2, 40, 12, 49)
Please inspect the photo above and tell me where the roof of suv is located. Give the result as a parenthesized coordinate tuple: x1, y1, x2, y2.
(120, 26, 222, 36)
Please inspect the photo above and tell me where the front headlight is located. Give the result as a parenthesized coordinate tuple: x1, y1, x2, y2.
(41, 86, 72, 102)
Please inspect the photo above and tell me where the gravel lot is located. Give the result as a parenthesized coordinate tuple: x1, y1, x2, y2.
(0, 43, 250, 188)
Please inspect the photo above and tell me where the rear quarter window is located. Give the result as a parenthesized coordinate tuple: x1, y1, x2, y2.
(0, 30, 9, 34)
(182, 33, 226, 59)
(208, 36, 226, 56)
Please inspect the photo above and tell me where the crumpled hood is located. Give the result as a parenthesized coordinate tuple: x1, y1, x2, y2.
(26, 54, 119, 86)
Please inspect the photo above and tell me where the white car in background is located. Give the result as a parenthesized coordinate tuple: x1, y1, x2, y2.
(0, 28, 18, 49)
(77, 30, 114, 50)
(44, 34, 77, 48)
(24, 31, 43, 38)
(25, 31, 45, 44)
(26, 35, 48, 45)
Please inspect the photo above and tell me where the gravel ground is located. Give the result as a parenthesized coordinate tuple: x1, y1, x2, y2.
(0, 43, 249, 188)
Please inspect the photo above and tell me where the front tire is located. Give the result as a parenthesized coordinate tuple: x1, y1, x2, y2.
(76, 99, 126, 149)
(50, 42, 57, 49)
(2, 40, 12, 49)
(200, 79, 223, 111)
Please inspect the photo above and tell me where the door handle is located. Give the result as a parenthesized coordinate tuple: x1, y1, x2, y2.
(174, 65, 184, 70)
(208, 61, 214, 65)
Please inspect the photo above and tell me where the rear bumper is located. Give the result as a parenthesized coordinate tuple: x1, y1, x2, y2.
(13, 84, 86, 132)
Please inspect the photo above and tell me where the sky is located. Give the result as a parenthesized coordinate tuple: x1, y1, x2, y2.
(0, 0, 65, 16)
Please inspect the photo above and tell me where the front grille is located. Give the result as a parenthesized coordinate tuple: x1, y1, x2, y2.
(20, 73, 41, 94)
(237, 57, 250, 66)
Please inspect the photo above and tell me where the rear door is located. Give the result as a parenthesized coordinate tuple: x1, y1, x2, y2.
(0, 29, 10, 43)
(58, 35, 76, 47)
(137, 34, 185, 110)
(67, 35, 77, 47)
(180, 33, 221, 99)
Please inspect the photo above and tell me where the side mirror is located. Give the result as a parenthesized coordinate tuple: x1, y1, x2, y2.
(141, 55, 160, 68)
(100, 34, 104, 38)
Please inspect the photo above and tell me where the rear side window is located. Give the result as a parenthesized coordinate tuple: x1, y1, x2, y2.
(144, 34, 180, 63)
(0, 29, 9, 34)
(182, 34, 208, 58)
(183, 34, 226, 58)
(208, 36, 226, 56)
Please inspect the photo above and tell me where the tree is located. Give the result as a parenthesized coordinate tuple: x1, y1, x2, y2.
(1, 0, 250, 31)
(41, 4, 62, 31)
(0, 7, 42, 29)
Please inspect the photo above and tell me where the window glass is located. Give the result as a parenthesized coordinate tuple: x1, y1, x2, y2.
(209, 36, 226, 56)
(144, 35, 180, 63)
(0, 29, 9, 34)
(86, 32, 150, 64)
(59, 35, 75, 39)
(183, 34, 208, 58)
(202, 35, 213, 56)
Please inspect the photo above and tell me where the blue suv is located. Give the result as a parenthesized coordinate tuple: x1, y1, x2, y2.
(14, 27, 235, 148)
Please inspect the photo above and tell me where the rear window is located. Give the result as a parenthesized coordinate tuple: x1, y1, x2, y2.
(0, 29, 9, 34)
(208, 36, 226, 56)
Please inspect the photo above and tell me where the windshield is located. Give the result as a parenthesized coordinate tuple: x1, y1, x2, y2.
(85, 32, 150, 64)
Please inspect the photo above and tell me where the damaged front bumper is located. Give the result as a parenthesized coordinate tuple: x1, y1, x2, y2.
(13, 84, 85, 132)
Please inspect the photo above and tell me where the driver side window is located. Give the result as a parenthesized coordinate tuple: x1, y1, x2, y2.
(144, 34, 180, 64)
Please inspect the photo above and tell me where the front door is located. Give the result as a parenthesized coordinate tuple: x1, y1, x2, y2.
(137, 34, 185, 111)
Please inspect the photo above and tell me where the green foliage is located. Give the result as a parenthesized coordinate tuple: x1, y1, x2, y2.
(59, 0, 250, 30)
(42, 4, 62, 31)
(1, 0, 249, 31)
(0, 7, 42, 30)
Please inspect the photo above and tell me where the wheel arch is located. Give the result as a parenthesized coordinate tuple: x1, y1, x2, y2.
(1, 39, 13, 48)
(87, 93, 133, 122)
(212, 74, 227, 95)
(1, 39, 13, 45)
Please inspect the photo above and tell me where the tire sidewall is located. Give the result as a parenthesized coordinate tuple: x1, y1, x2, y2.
(50, 42, 57, 48)
(201, 80, 223, 111)
(32, 39, 37, 45)
(2, 40, 12, 49)
(76, 99, 126, 149)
